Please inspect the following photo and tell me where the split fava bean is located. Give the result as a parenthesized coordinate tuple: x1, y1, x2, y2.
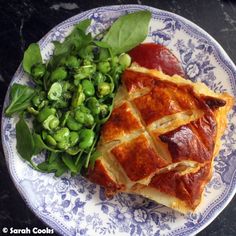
(45, 135, 57, 146)
(66, 146, 80, 155)
(69, 132, 79, 146)
(53, 127, 70, 142)
(50, 117, 60, 129)
(57, 141, 70, 150)
(27, 107, 39, 115)
(37, 107, 56, 123)
(48, 82, 62, 101)
(43, 115, 59, 130)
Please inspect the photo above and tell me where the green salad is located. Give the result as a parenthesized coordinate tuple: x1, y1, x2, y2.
(5, 10, 151, 176)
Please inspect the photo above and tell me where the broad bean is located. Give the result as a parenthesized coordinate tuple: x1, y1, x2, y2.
(65, 55, 80, 68)
(98, 61, 110, 74)
(48, 82, 62, 101)
(57, 141, 70, 150)
(43, 115, 59, 130)
(69, 132, 79, 146)
(31, 63, 46, 79)
(50, 116, 60, 129)
(82, 79, 95, 96)
(53, 127, 70, 142)
(79, 129, 95, 149)
(84, 113, 94, 127)
(50, 67, 67, 81)
(97, 82, 111, 97)
(45, 135, 57, 146)
(66, 116, 82, 131)
(75, 111, 85, 124)
(27, 107, 39, 115)
(87, 97, 100, 115)
(37, 107, 56, 123)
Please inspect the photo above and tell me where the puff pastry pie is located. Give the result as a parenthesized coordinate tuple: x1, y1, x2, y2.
(87, 64, 234, 213)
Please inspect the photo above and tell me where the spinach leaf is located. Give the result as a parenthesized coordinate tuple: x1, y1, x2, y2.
(5, 84, 35, 116)
(102, 10, 151, 55)
(93, 41, 111, 48)
(23, 43, 42, 74)
(38, 152, 68, 177)
(94, 41, 112, 60)
(16, 116, 35, 164)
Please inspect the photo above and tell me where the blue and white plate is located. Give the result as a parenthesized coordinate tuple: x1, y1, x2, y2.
(2, 5, 236, 236)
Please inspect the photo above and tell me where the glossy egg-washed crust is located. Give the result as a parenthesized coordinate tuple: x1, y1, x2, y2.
(87, 65, 234, 213)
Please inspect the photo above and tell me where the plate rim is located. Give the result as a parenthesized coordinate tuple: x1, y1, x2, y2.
(1, 4, 236, 236)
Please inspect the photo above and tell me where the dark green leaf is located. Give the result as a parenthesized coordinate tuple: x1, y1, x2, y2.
(16, 116, 35, 163)
(99, 48, 110, 60)
(62, 154, 77, 173)
(102, 10, 151, 55)
(76, 155, 86, 174)
(38, 154, 68, 177)
(37, 162, 49, 171)
(33, 133, 45, 155)
(48, 152, 58, 163)
(5, 84, 35, 116)
(23, 43, 42, 74)
(94, 41, 111, 48)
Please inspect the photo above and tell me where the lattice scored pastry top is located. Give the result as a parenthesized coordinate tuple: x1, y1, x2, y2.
(87, 64, 234, 213)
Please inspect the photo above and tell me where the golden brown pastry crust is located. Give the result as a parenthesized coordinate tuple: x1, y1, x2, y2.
(111, 134, 167, 181)
(101, 102, 143, 143)
(87, 65, 234, 213)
